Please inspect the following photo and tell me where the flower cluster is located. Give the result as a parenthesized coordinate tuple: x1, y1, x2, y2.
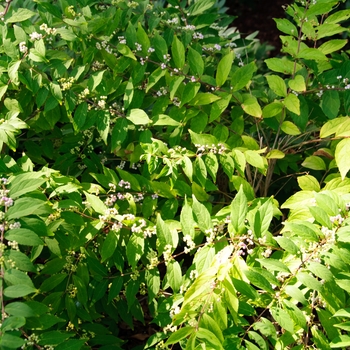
(58, 77, 75, 91)
(195, 143, 227, 156)
(19, 42, 28, 53)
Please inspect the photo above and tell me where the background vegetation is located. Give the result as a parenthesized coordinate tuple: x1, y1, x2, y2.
(1, 0, 350, 349)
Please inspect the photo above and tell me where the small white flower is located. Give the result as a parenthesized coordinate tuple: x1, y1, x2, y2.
(29, 32, 43, 41)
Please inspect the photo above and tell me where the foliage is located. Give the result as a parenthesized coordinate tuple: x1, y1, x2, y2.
(0, 0, 350, 349)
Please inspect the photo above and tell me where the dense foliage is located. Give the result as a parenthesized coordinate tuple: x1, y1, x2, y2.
(1, 0, 350, 348)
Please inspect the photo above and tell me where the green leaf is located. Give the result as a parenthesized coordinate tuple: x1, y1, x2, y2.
(153, 32, 168, 61)
(4, 285, 37, 298)
(194, 157, 207, 187)
(298, 175, 320, 192)
(6, 8, 36, 23)
(321, 90, 340, 119)
(330, 335, 350, 348)
(189, 93, 221, 106)
(172, 36, 185, 69)
(127, 108, 151, 125)
(274, 18, 298, 37)
(84, 192, 107, 215)
(189, 129, 219, 146)
(111, 117, 128, 151)
(38, 331, 72, 346)
(284, 221, 320, 241)
(288, 75, 306, 92)
(242, 96, 262, 118)
(204, 153, 219, 182)
(274, 236, 300, 255)
(146, 67, 166, 92)
(210, 93, 231, 122)
(156, 214, 173, 254)
(73, 102, 88, 132)
(231, 62, 257, 91)
(101, 230, 119, 263)
(320, 116, 349, 138)
(165, 327, 194, 345)
(270, 307, 294, 333)
(0, 334, 25, 348)
(196, 327, 224, 349)
(297, 271, 323, 291)
(256, 259, 290, 273)
(55, 340, 87, 350)
(302, 156, 327, 171)
(126, 234, 144, 270)
(145, 268, 160, 302)
(244, 150, 265, 169)
(166, 260, 182, 292)
(192, 195, 213, 233)
(216, 51, 234, 87)
(319, 39, 348, 55)
(108, 276, 123, 304)
(284, 93, 300, 115)
(266, 75, 287, 97)
(40, 274, 68, 292)
(8, 172, 46, 198)
(281, 121, 301, 135)
(6, 198, 52, 220)
(72, 275, 88, 306)
(180, 197, 196, 239)
(265, 58, 302, 75)
(244, 269, 274, 293)
(262, 102, 283, 118)
(266, 149, 285, 159)
(5, 302, 36, 317)
(169, 76, 185, 100)
(189, 0, 215, 16)
(5, 228, 44, 246)
(335, 138, 350, 180)
(297, 47, 328, 61)
(4, 269, 34, 288)
(188, 47, 204, 76)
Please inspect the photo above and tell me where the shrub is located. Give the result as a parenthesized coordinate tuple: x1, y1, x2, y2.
(1, 0, 350, 349)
